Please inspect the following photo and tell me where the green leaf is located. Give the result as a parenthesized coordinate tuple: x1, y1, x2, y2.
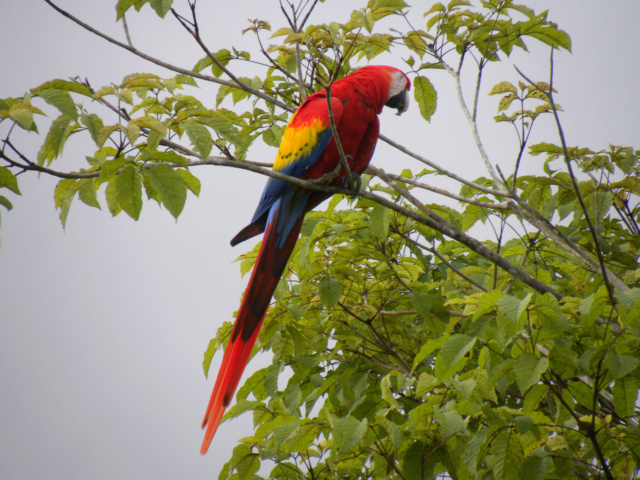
(116, 165, 143, 220)
(273, 419, 301, 445)
(489, 81, 517, 95)
(131, 115, 167, 137)
(498, 93, 518, 112)
(402, 440, 427, 479)
(613, 377, 639, 419)
(223, 399, 258, 421)
(145, 150, 188, 167)
(369, 203, 390, 239)
(195, 49, 232, 77)
(440, 334, 476, 370)
(183, 121, 213, 160)
(148, 0, 172, 18)
(124, 122, 140, 144)
(514, 415, 533, 434)
(37, 89, 78, 120)
(523, 384, 548, 414)
(351, 10, 372, 33)
(81, 113, 105, 144)
(263, 363, 281, 397)
(519, 455, 555, 480)
(0, 195, 13, 211)
(435, 408, 463, 438)
(498, 293, 531, 324)
(377, 414, 402, 450)
(33, 79, 93, 97)
(115, 0, 146, 19)
(176, 169, 201, 196)
(497, 294, 521, 322)
(38, 114, 74, 165)
(141, 164, 186, 219)
(318, 275, 343, 309)
(105, 179, 121, 216)
(606, 353, 639, 380)
(96, 124, 119, 149)
(473, 289, 504, 320)
(235, 448, 260, 480)
(0, 167, 20, 194)
(202, 337, 218, 378)
(332, 416, 367, 455)
(413, 75, 437, 122)
(283, 383, 302, 413)
(425, 3, 446, 16)
(54, 178, 78, 227)
(514, 354, 548, 394)
(8, 104, 37, 131)
(491, 429, 510, 480)
(412, 337, 445, 371)
(409, 287, 434, 314)
(368, 0, 408, 9)
(77, 178, 101, 209)
(534, 293, 568, 334)
(435, 334, 476, 381)
(463, 428, 486, 474)
(381, 373, 399, 407)
(526, 22, 572, 51)
(262, 124, 285, 148)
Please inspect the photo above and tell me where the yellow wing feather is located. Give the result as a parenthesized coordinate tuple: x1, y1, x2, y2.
(273, 116, 328, 171)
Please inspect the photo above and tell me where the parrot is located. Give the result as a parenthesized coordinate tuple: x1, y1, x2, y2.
(201, 65, 411, 454)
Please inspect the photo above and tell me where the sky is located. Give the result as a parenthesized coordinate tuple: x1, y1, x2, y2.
(0, 1, 639, 479)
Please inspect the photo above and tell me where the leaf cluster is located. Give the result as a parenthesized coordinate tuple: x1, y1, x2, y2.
(2, 1, 639, 479)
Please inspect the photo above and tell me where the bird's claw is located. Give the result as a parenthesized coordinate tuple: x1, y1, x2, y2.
(340, 173, 361, 196)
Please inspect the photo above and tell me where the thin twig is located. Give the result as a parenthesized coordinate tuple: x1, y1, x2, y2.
(366, 165, 561, 299)
(171, 7, 264, 101)
(398, 231, 488, 292)
(121, 14, 133, 47)
(514, 58, 623, 301)
(379, 170, 510, 211)
(379, 134, 510, 198)
(440, 57, 506, 191)
(325, 84, 354, 189)
(43, 0, 293, 113)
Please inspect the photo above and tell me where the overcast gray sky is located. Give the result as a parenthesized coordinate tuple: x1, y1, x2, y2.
(1, 1, 639, 479)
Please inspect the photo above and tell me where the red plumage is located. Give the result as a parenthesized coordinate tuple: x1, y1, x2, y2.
(201, 66, 410, 454)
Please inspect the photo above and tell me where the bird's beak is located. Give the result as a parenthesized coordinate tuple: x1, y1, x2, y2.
(385, 90, 409, 116)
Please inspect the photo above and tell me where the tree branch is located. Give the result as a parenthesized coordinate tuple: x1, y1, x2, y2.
(378, 170, 510, 211)
(366, 165, 562, 299)
(379, 134, 509, 198)
(43, 0, 294, 113)
(441, 58, 506, 192)
(514, 61, 627, 296)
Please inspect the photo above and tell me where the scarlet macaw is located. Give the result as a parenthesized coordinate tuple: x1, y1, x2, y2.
(201, 65, 411, 453)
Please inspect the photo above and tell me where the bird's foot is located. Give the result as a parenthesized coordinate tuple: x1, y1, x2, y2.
(340, 173, 361, 196)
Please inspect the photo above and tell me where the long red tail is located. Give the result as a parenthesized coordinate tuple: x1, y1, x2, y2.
(200, 202, 305, 454)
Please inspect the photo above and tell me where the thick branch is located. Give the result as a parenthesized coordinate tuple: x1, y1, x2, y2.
(367, 165, 561, 299)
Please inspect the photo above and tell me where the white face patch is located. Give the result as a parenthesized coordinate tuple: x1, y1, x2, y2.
(387, 71, 409, 100)
(386, 71, 410, 115)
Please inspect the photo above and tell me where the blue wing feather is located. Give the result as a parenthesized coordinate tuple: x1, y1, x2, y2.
(248, 127, 333, 225)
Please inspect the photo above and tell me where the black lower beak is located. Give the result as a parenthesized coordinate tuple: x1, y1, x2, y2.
(385, 90, 409, 115)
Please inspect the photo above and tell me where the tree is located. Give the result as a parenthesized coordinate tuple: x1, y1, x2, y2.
(1, 1, 639, 479)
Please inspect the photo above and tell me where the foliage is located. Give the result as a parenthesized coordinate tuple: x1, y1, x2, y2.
(2, 0, 639, 479)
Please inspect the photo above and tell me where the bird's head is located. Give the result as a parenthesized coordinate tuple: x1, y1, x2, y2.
(385, 68, 411, 115)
